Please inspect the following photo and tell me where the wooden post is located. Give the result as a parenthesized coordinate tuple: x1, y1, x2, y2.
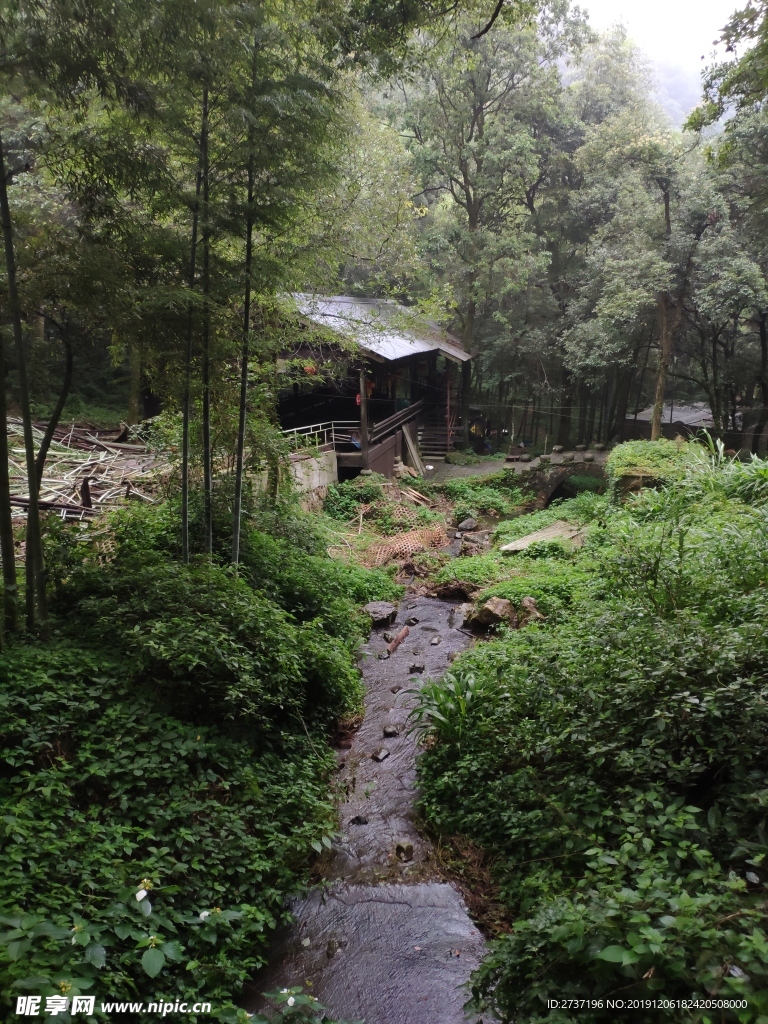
(446, 360, 451, 452)
(359, 365, 370, 472)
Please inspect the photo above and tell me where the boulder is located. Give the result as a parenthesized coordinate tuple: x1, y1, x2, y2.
(518, 595, 546, 626)
(471, 596, 517, 628)
(364, 601, 397, 627)
(457, 517, 478, 531)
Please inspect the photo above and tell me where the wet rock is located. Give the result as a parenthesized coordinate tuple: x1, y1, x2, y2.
(383, 631, 395, 643)
(430, 636, 442, 646)
(350, 814, 368, 825)
(383, 725, 400, 738)
(405, 615, 420, 626)
(390, 685, 402, 694)
(364, 601, 398, 627)
(519, 595, 546, 626)
(378, 651, 390, 660)
(396, 840, 414, 863)
(471, 597, 517, 628)
(458, 602, 475, 626)
(457, 517, 478, 532)
(372, 748, 390, 762)
(409, 662, 425, 674)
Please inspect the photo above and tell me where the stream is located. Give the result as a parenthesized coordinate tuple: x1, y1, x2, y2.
(246, 594, 485, 1024)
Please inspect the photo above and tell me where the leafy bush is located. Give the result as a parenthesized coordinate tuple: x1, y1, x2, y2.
(516, 539, 570, 559)
(492, 493, 608, 545)
(605, 437, 695, 484)
(479, 558, 596, 617)
(0, 643, 338, 1021)
(436, 473, 527, 522)
(2, 501, 397, 1020)
(415, 451, 768, 1021)
(323, 475, 387, 520)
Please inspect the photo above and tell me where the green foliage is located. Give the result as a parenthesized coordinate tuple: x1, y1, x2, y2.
(605, 438, 695, 484)
(516, 539, 569, 559)
(492, 493, 608, 545)
(436, 473, 527, 522)
(251, 987, 362, 1024)
(414, 456, 768, 1021)
(2, 501, 399, 1019)
(324, 475, 387, 521)
(479, 558, 596, 618)
(0, 643, 337, 1021)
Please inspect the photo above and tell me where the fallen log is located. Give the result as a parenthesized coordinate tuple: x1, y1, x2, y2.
(387, 625, 410, 654)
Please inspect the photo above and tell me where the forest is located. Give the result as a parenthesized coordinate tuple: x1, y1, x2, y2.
(2, 0, 768, 1022)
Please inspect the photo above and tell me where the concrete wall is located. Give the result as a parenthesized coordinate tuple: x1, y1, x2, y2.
(249, 450, 338, 509)
(288, 449, 338, 509)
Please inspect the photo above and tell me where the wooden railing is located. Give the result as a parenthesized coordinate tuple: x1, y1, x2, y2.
(369, 400, 425, 444)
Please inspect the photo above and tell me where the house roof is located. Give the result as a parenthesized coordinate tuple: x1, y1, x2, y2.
(294, 294, 471, 364)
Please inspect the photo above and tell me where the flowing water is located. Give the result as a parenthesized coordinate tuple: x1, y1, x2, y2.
(246, 595, 486, 1024)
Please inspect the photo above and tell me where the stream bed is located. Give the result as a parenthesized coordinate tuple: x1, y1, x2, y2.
(246, 595, 486, 1024)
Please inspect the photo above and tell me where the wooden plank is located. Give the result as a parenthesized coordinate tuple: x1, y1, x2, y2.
(402, 423, 426, 476)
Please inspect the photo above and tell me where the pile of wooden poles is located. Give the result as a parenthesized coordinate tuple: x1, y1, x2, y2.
(8, 419, 169, 521)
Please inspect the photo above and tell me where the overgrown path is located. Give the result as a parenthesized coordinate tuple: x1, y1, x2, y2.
(247, 595, 485, 1023)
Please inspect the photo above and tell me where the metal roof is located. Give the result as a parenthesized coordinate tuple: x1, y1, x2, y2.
(295, 294, 472, 364)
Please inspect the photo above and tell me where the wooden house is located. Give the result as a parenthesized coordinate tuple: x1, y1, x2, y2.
(279, 295, 472, 479)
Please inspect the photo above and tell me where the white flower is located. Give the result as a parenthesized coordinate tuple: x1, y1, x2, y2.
(199, 911, 210, 921)
(280, 989, 289, 994)
(135, 889, 148, 902)
(286, 997, 295, 1007)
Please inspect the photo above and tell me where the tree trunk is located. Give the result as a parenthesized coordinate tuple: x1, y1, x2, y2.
(232, 77, 257, 565)
(752, 311, 768, 453)
(181, 101, 205, 564)
(613, 370, 632, 441)
(35, 333, 73, 485)
(460, 359, 471, 447)
(201, 88, 213, 556)
(0, 128, 46, 631)
(556, 368, 573, 447)
(0, 316, 16, 636)
(651, 294, 674, 440)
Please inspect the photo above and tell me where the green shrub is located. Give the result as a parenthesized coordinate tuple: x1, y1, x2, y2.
(323, 475, 387, 520)
(479, 557, 596, 617)
(605, 438, 695, 484)
(436, 473, 527, 522)
(415, 459, 768, 1021)
(0, 643, 337, 1021)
